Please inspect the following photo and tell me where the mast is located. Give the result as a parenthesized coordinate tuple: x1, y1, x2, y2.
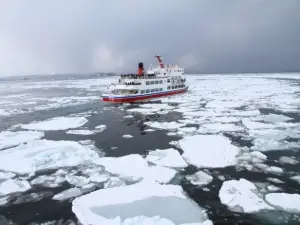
(154, 55, 165, 69)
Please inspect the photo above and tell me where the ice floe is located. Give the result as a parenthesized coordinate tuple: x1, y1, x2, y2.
(95, 154, 177, 184)
(127, 103, 175, 115)
(89, 173, 110, 184)
(94, 124, 107, 132)
(72, 181, 212, 225)
(0, 140, 99, 174)
(30, 175, 66, 188)
(104, 177, 126, 189)
(21, 116, 88, 131)
(0, 179, 31, 196)
(145, 148, 188, 168)
(219, 178, 274, 213)
(66, 130, 94, 135)
(144, 121, 186, 131)
(251, 114, 293, 123)
(179, 135, 239, 168)
(197, 123, 244, 134)
(267, 178, 284, 184)
(122, 134, 133, 138)
(279, 156, 299, 165)
(265, 193, 300, 213)
(66, 175, 90, 187)
(53, 188, 83, 201)
(0, 131, 44, 150)
(0, 171, 16, 180)
(186, 171, 213, 186)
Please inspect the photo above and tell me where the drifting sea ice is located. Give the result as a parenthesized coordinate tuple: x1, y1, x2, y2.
(179, 135, 239, 168)
(186, 171, 213, 186)
(265, 193, 300, 213)
(72, 181, 213, 225)
(122, 134, 133, 139)
(145, 148, 188, 168)
(0, 140, 100, 174)
(0, 131, 44, 150)
(219, 178, 274, 213)
(197, 123, 244, 134)
(21, 116, 88, 131)
(144, 121, 186, 131)
(94, 154, 177, 184)
(0, 179, 31, 196)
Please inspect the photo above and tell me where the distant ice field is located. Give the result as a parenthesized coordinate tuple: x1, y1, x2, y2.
(0, 74, 300, 225)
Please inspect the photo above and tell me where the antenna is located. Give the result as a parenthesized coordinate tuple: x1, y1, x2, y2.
(154, 55, 164, 68)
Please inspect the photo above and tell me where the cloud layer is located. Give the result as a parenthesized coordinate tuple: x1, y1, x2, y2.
(1, 0, 300, 76)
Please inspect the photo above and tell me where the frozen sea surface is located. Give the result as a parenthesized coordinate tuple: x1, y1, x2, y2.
(1, 74, 300, 225)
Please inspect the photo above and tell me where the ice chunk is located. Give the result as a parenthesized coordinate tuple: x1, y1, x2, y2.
(66, 175, 90, 187)
(198, 123, 244, 133)
(21, 116, 88, 131)
(104, 177, 126, 189)
(209, 117, 241, 123)
(94, 124, 107, 132)
(146, 148, 188, 168)
(266, 166, 283, 174)
(144, 121, 186, 131)
(265, 193, 300, 213)
(0, 171, 16, 180)
(53, 188, 83, 201)
(290, 175, 300, 183)
(186, 171, 213, 186)
(66, 130, 94, 135)
(72, 182, 212, 225)
(179, 135, 239, 168)
(267, 185, 281, 192)
(144, 129, 155, 132)
(90, 173, 110, 184)
(219, 178, 274, 213)
(0, 179, 31, 195)
(279, 156, 298, 165)
(177, 127, 197, 136)
(242, 119, 277, 130)
(95, 155, 177, 184)
(0, 140, 99, 174)
(0, 131, 44, 150)
(30, 175, 66, 188)
(122, 134, 133, 139)
(252, 114, 292, 123)
(124, 115, 134, 118)
(267, 178, 284, 184)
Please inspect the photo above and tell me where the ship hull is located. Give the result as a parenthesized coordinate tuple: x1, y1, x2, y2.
(102, 87, 188, 103)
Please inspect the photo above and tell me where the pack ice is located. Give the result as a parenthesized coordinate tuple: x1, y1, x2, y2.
(0, 140, 99, 174)
(179, 135, 239, 168)
(72, 181, 213, 225)
(21, 116, 88, 131)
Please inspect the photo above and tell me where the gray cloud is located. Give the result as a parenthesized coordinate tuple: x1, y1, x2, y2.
(0, 0, 299, 76)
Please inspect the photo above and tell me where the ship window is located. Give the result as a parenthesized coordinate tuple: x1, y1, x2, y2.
(150, 81, 155, 85)
(146, 81, 150, 85)
(175, 85, 178, 89)
(146, 89, 150, 93)
(167, 79, 170, 83)
(159, 80, 163, 84)
(141, 90, 145, 94)
(151, 89, 155, 92)
(167, 86, 170, 90)
(155, 80, 159, 84)
(160, 88, 163, 91)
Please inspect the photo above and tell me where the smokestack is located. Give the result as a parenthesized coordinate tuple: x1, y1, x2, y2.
(138, 62, 144, 76)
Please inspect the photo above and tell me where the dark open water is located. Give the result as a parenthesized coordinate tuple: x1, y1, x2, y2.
(0, 75, 300, 225)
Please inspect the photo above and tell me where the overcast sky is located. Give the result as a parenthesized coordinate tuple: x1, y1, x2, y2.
(1, 0, 300, 76)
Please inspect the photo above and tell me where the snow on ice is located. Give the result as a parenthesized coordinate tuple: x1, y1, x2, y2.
(72, 181, 212, 225)
(145, 148, 188, 168)
(0, 131, 44, 150)
(144, 121, 186, 131)
(0, 140, 99, 174)
(179, 135, 239, 168)
(21, 116, 88, 131)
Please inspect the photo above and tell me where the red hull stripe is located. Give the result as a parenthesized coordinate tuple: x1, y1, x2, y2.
(102, 88, 188, 103)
